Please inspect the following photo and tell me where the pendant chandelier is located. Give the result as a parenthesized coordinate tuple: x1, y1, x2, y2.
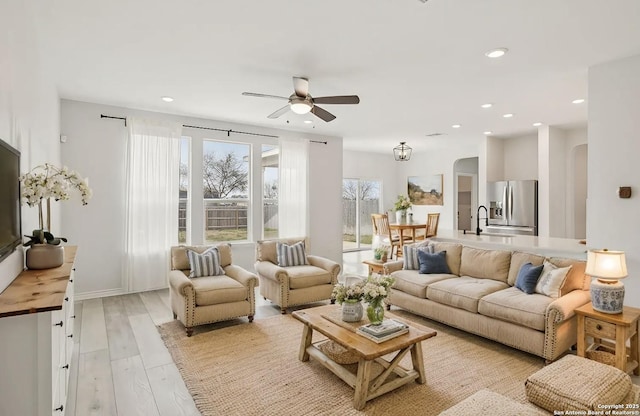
(393, 142, 412, 161)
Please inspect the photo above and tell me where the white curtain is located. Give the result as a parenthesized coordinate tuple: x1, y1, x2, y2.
(124, 117, 181, 292)
(278, 137, 309, 238)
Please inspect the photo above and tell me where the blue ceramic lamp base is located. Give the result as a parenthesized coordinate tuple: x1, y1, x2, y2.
(590, 279, 625, 314)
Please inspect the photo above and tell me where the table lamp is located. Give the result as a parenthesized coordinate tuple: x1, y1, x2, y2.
(586, 249, 628, 314)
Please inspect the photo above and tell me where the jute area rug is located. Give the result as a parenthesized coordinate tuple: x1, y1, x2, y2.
(158, 309, 545, 416)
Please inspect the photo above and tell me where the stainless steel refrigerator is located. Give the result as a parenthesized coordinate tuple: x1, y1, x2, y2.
(486, 180, 538, 236)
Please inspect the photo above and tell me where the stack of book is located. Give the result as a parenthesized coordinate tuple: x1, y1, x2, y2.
(356, 319, 409, 343)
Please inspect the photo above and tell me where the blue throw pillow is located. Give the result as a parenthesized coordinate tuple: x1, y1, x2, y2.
(515, 262, 544, 294)
(417, 250, 450, 274)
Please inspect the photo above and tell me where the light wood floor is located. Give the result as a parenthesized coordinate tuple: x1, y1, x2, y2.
(67, 252, 639, 415)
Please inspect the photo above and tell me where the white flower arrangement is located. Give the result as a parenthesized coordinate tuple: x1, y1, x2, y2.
(332, 279, 365, 304)
(19, 163, 92, 243)
(362, 274, 395, 305)
(394, 194, 412, 212)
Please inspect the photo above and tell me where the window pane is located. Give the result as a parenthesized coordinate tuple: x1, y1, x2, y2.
(178, 137, 189, 244)
(203, 140, 250, 242)
(262, 144, 278, 239)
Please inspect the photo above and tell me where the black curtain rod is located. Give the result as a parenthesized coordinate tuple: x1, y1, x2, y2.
(100, 114, 327, 144)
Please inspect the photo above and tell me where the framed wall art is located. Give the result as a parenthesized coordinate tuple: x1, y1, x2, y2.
(408, 175, 443, 205)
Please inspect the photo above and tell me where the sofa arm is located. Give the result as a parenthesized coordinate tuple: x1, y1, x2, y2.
(546, 289, 591, 323)
(383, 260, 404, 274)
(254, 260, 290, 284)
(307, 255, 341, 284)
(169, 270, 193, 296)
(225, 264, 259, 288)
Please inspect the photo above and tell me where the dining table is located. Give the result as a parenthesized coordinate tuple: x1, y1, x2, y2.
(389, 221, 427, 251)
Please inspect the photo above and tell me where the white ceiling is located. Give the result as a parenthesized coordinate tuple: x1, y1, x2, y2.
(32, 0, 640, 153)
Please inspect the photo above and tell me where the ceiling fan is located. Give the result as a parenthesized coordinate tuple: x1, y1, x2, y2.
(242, 76, 360, 122)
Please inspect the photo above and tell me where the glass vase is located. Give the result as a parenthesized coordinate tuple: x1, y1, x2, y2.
(341, 299, 363, 322)
(366, 298, 385, 325)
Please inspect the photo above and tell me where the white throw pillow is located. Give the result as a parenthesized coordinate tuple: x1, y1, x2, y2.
(277, 241, 309, 267)
(534, 261, 572, 298)
(186, 247, 225, 278)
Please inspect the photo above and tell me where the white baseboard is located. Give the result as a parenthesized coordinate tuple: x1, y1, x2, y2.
(75, 288, 124, 301)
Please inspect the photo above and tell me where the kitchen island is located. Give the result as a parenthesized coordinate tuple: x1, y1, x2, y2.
(432, 229, 587, 259)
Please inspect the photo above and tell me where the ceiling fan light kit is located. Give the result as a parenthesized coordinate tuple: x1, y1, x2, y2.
(394, 142, 412, 161)
(242, 76, 359, 122)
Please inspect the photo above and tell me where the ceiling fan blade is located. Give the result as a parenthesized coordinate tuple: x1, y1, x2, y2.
(267, 105, 290, 119)
(311, 105, 336, 122)
(242, 92, 289, 100)
(293, 77, 309, 97)
(313, 95, 360, 105)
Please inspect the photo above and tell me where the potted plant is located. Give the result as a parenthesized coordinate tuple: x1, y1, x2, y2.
(19, 163, 92, 269)
(362, 274, 395, 325)
(332, 278, 365, 322)
(373, 246, 388, 262)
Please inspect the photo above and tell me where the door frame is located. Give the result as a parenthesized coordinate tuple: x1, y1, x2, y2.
(454, 172, 478, 232)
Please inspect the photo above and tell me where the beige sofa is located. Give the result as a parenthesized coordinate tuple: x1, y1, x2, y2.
(169, 244, 258, 336)
(384, 240, 591, 361)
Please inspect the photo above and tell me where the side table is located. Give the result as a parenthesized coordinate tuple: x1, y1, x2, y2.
(575, 303, 640, 375)
(362, 259, 385, 275)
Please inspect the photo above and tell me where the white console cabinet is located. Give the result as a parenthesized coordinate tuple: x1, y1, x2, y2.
(0, 247, 77, 416)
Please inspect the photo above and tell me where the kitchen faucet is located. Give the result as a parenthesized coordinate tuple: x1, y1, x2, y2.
(476, 205, 489, 235)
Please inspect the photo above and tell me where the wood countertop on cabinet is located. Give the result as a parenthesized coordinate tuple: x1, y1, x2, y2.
(0, 246, 77, 318)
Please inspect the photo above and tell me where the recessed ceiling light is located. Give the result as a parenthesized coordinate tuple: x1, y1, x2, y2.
(503, 113, 514, 118)
(481, 103, 493, 109)
(533, 122, 542, 127)
(452, 124, 461, 129)
(161, 96, 174, 102)
(484, 131, 493, 135)
(303, 120, 313, 124)
(572, 98, 585, 104)
(485, 48, 508, 58)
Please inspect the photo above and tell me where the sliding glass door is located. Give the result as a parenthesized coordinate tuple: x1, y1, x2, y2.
(343, 179, 381, 251)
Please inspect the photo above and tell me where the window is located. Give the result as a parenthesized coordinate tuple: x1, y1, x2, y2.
(343, 179, 381, 251)
(179, 133, 278, 245)
(202, 140, 250, 243)
(262, 145, 279, 239)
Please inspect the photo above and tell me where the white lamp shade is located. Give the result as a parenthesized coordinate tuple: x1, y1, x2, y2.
(585, 249, 627, 280)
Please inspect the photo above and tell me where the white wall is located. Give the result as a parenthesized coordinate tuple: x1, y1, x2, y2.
(60, 100, 343, 298)
(588, 54, 640, 308)
(503, 134, 538, 180)
(0, 1, 60, 292)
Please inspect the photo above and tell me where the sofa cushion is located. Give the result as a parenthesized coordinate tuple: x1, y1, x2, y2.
(459, 246, 511, 283)
(418, 250, 451, 274)
(286, 265, 332, 289)
(525, 354, 633, 412)
(514, 262, 544, 294)
(548, 257, 589, 296)
(535, 261, 572, 298)
(391, 269, 456, 298)
(478, 287, 553, 331)
(186, 247, 225, 278)
(172, 243, 232, 270)
(427, 276, 509, 313)
(507, 251, 546, 286)
(256, 237, 306, 264)
(428, 241, 463, 276)
(191, 275, 247, 306)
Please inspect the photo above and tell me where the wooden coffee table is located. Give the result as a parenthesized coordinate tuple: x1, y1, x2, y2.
(292, 304, 437, 410)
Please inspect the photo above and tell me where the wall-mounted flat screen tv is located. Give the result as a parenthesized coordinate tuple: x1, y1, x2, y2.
(0, 139, 21, 263)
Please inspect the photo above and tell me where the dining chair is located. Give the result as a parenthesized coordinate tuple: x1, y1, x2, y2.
(415, 212, 440, 240)
(371, 213, 410, 259)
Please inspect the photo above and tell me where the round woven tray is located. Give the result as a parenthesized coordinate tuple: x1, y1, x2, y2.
(317, 340, 360, 365)
(586, 350, 616, 366)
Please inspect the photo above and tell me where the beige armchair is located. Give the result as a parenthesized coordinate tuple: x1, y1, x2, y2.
(169, 243, 258, 336)
(254, 237, 341, 314)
